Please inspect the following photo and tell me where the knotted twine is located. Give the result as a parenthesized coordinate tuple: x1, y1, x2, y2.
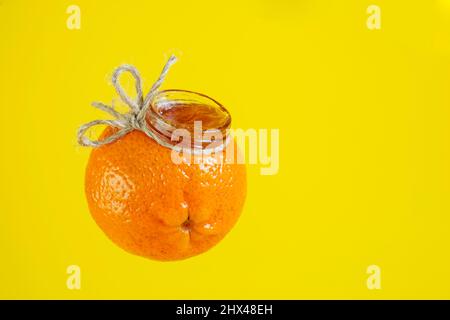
(77, 55, 178, 149)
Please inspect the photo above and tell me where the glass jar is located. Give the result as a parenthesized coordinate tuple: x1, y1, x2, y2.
(146, 90, 232, 154)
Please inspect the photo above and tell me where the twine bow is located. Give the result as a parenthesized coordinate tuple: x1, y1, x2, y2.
(77, 55, 177, 148)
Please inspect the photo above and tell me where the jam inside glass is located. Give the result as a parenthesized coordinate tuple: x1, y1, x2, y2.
(146, 90, 231, 151)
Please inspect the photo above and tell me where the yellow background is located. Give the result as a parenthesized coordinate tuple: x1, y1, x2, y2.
(1, 0, 450, 299)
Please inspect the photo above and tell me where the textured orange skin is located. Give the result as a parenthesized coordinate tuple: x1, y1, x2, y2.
(85, 128, 246, 261)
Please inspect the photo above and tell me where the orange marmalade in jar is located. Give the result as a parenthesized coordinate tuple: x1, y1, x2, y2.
(83, 62, 246, 261)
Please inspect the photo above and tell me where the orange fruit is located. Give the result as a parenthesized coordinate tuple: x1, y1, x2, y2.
(85, 127, 246, 261)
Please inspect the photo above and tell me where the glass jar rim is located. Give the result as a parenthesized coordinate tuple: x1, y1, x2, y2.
(145, 89, 232, 153)
(149, 89, 231, 132)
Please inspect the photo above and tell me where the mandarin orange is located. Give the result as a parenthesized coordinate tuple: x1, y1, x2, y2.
(85, 127, 246, 261)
